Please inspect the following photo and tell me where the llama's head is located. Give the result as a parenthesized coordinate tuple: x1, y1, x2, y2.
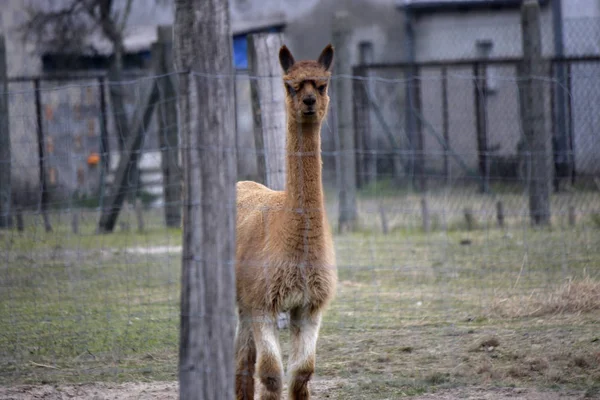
(279, 44, 334, 125)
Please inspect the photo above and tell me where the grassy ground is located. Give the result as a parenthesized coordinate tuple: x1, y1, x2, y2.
(1, 198, 599, 398)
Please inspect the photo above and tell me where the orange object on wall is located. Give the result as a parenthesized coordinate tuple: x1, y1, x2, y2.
(87, 152, 100, 166)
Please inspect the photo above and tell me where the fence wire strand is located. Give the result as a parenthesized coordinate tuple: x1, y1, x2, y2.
(1, 48, 600, 397)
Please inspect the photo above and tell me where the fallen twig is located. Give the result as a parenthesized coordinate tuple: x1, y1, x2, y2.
(30, 361, 59, 369)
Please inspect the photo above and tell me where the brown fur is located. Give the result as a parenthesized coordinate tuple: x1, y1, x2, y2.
(235, 45, 337, 400)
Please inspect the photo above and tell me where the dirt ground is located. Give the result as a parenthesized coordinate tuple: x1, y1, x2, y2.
(0, 380, 593, 400)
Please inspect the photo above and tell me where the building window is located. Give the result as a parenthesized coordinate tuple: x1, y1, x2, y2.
(42, 50, 151, 73)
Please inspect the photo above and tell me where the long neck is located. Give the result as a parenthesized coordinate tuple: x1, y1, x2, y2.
(283, 120, 325, 222)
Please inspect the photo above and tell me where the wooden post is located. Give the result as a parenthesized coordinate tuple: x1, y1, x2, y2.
(175, 0, 237, 398)
(568, 205, 576, 227)
(333, 11, 358, 233)
(155, 26, 182, 228)
(412, 68, 426, 192)
(520, 0, 552, 225)
(247, 32, 287, 190)
(34, 79, 52, 232)
(356, 42, 376, 188)
(353, 67, 367, 189)
(421, 196, 430, 233)
(247, 32, 291, 331)
(98, 77, 109, 213)
(464, 207, 474, 231)
(98, 77, 110, 173)
(0, 36, 11, 229)
(496, 200, 505, 228)
(441, 67, 450, 185)
(474, 62, 490, 194)
(378, 203, 389, 234)
(135, 198, 144, 232)
(97, 79, 160, 233)
(15, 206, 24, 232)
(71, 210, 79, 234)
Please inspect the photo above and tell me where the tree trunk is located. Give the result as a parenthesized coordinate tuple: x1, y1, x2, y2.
(175, 0, 237, 398)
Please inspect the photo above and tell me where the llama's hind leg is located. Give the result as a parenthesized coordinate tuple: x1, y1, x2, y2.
(252, 312, 284, 399)
(288, 308, 321, 400)
(235, 309, 256, 400)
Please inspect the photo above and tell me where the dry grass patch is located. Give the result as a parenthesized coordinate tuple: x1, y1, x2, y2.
(490, 277, 600, 318)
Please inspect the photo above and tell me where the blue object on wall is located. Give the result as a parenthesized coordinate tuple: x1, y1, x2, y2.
(233, 26, 282, 69)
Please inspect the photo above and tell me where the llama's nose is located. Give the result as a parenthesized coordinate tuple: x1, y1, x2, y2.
(303, 95, 316, 106)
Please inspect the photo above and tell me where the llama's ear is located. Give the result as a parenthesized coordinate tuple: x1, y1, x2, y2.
(317, 44, 334, 71)
(279, 45, 295, 74)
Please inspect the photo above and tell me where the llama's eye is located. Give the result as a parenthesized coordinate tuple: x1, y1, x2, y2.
(286, 84, 296, 97)
(318, 85, 327, 94)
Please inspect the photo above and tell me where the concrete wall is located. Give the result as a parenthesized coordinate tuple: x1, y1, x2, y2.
(413, 7, 555, 62)
(2, 0, 406, 202)
(1, 1, 43, 203)
(407, 2, 600, 176)
(561, 0, 600, 174)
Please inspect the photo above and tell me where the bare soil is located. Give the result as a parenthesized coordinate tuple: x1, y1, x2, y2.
(0, 381, 593, 400)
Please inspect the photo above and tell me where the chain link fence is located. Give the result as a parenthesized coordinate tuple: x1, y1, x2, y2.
(1, 12, 600, 400)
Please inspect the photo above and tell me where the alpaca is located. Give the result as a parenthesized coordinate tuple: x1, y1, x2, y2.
(235, 44, 337, 400)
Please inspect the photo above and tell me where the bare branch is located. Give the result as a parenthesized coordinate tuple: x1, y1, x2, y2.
(118, 0, 135, 35)
(18, 0, 93, 53)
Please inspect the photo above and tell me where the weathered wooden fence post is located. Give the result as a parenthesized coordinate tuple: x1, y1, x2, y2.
(15, 206, 24, 232)
(155, 25, 182, 228)
(247, 32, 287, 190)
(421, 197, 430, 233)
(464, 207, 475, 231)
(354, 41, 376, 188)
(333, 11, 358, 233)
(71, 210, 79, 234)
(34, 79, 52, 232)
(411, 69, 426, 192)
(568, 205, 576, 227)
(97, 78, 160, 233)
(0, 35, 11, 229)
(441, 67, 451, 185)
(474, 62, 490, 194)
(175, 0, 237, 398)
(379, 203, 389, 234)
(519, 0, 552, 226)
(496, 200, 505, 228)
(247, 32, 290, 330)
(135, 198, 144, 233)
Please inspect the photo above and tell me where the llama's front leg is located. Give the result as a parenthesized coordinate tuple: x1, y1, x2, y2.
(288, 308, 321, 400)
(252, 312, 284, 400)
(235, 309, 256, 400)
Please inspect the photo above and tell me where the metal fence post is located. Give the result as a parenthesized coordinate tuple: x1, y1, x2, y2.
(0, 36, 11, 228)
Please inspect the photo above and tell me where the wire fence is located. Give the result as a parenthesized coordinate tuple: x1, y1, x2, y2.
(1, 36, 600, 400)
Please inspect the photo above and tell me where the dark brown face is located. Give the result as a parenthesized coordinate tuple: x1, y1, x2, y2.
(279, 45, 335, 124)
